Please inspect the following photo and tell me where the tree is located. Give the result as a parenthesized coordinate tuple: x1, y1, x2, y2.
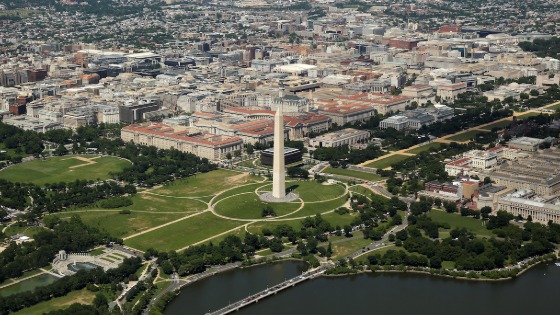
(343, 225, 352, 237)
(226, 153, 232, 160)
(480, 206, 492, 219)
(261, 205, 276, 217)
(444, 202, 457, 213)
(430, 256, 442, 269)
(287, 167, 309, 178)
(326, 242, 333, 258)
(234, 150, 241, 158)
(396, 229, 408, 241)
(54, 143, 69, 156)
(246, 144, 254, 155)
(530, 89, 539, 97)
(392, 214, 402, 225)
(93, 291, 108, 309)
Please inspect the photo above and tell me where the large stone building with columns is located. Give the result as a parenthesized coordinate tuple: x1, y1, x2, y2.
(121, 122, 243, 161)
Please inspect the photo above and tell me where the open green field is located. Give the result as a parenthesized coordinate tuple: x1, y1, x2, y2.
(321, 212, 359, 228)
(446, 130, 488, 142)
(124, 212, 244, 252)
(363, 154, 411, 169)
(59, 210, 187, 239)
(283, 195, 348, 219)
(210, 182, 265, 202)
(349, 185, 373, 199)
(0, 155, 131, 185)
(289, 181, 345, 202)
(480, 119, 512, 131)
(322, 167, 384, 181)
(331, 236, 372, 260)
(545, 102, 560, 110)
(151, 170, 262, 197)
(516, 112, 550, 120)
(214, 193, 302, 219)
(405, 142, 443, 154)
(203, 227, 247, 245)
(4, 225, 47, 238)
(12, 288, 95, 315)
(245, 210, 357, 235)
(428, 210, 493, 237)
(120, 193, 207, 213)
(246, 220, 303, 235)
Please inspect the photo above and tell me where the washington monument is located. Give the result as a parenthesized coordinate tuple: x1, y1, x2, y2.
(272, 103, 286, 199)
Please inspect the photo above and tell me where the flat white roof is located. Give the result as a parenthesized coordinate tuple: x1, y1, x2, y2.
(126, 52, 161, 59)
(274, 64, 317, 73)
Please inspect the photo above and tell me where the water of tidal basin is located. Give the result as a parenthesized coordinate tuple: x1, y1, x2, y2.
(165, 261, 560, 315)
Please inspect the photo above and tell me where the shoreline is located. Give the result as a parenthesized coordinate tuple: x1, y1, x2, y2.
(322, 255, 558, 282)
(156, 254, 557, 314)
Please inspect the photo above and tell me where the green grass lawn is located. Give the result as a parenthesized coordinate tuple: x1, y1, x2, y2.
(237, 159, 257, 168)
(322, 167, 384, 181)
(288, 181, 345, 202)
(349, 186, 373, 199)
(283, 195, 348, 219)
(202, 227, 247, 245)
(12, 288, 95, 315)
(245, 210, 357, 235)
(405, 142, 442, 154)
(428, 210, 493, 237)
(211, 182, 265, 202)
(321, 212, 359, 228)
(363, 154, 411, 169)
(545, 102, 560, 110)
(246, 220, 304, 235)
(151, 170, 262, 197)
(331, 237, 372, 260)
(119, 193, 207, 213)
(446, 130, 489, 142)
(480, 119, 512, 131)
(213, 193, 301, 219)
(54, 211, 186, 239)
(442, 261, 456, 270)
(4, 225, 47, 238)
(124, 212, 244, 252)
(88, 248, 105, 256)
(516, 112, 550, 120)
(0, 155, 130, 185)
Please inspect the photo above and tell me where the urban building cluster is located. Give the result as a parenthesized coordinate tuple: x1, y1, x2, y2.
(419, 138, 560, 224)
(0, 2, 558, 224)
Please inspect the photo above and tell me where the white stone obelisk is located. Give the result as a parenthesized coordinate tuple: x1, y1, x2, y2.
(272, 103, 286, 199)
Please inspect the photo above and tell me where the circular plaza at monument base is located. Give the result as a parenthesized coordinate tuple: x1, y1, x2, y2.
(212, 180, 348, 221)
(259, 191, 300, 203)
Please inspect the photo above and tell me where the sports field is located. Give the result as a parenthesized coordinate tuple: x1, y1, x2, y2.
(0, 155, 131, 185)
